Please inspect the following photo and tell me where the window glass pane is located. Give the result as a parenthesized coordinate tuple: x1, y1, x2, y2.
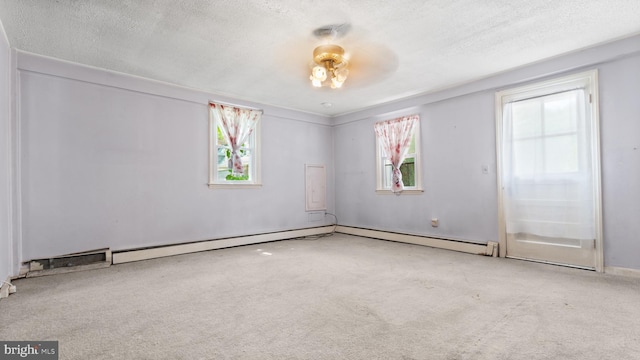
(238, 137, 252, 150)
(544, 92, 578, 135)
(383, 158, 393, 188)
(512, 100, 542, 139)
(544, 135, 578, 173)
(513, 139, 541, 177)
(216, 125, 228, 146)
(216, 146, 230, 181)
(215, 123, 254, 182)
(407, 134, 416, 154)
(400, 157, 415, 186)
(382, 157, 416, 188)
(238, 151, 252, 180)
(216, 146, 252, 181)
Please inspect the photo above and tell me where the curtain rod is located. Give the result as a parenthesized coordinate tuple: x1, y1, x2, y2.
(209, 100, 263, 112)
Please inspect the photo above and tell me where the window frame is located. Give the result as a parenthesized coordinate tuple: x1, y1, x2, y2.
(375, 119, 423, 194)
(208, 105, 262, 189)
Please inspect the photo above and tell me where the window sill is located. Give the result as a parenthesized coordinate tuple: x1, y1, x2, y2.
(208, 183, 262, 189)
(375, 189, 424, 195)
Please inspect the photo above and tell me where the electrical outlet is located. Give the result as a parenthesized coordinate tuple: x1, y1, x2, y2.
(431, 218, 439, 227)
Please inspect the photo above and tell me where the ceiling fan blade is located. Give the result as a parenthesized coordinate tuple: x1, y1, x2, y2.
(272, 22, 399, 89)
(346, 42, 399, 88)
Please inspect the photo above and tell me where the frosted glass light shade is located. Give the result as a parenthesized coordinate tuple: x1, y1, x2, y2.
(310, 65, 327, 82)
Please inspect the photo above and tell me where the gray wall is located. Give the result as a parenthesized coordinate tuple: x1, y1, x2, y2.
(0, 20, 11, 282)
(598, 54, 640, 269)
(16, 52, 335, 261)
(334, 93, 497, 244)
(333, 36, 640, 270)
(7, 32, 640, 275)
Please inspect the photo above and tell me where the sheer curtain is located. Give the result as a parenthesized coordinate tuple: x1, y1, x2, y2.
(374, 115, 419, 193)
(210, 103, 262, 176)
(501, 89, 595, 240)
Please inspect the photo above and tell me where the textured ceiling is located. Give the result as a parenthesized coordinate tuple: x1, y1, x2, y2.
(1, 0, 639, 116)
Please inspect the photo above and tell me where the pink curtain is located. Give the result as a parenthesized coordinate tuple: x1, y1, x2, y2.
(210, 103, 262, 176)
(374, 115, 419, 193)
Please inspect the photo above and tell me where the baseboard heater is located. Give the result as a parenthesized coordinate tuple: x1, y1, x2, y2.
(112, 225, 336, 264)
(335, 225, 498, 257)
(25, 248, 112, 278)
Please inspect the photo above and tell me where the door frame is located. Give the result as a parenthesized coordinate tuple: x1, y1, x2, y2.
(495, 69, 604, 272)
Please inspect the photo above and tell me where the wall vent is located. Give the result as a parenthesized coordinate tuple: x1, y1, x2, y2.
(26, 248, 112, 278)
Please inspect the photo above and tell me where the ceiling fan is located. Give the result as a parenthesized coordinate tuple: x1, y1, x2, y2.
(308, 24, 348, 88)
(306, 23, 399, 90)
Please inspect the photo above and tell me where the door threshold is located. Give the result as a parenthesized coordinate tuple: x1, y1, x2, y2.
(506, 255, 595, 271)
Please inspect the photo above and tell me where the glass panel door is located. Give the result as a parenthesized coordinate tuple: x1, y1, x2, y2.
(497, 71, 603, 270)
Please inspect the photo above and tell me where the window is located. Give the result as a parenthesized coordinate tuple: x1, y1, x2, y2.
(208, 103, 262, 188)
(510, 90, 584, 178)
(375, 115, 423, 194)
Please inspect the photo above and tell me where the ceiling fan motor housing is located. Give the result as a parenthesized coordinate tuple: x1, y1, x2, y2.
(313, 44, 346, 68)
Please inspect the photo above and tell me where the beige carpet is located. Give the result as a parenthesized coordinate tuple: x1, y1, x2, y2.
(1, 234, 639, 359)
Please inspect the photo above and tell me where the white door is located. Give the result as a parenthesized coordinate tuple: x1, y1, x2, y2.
(496, 71, 603, 271)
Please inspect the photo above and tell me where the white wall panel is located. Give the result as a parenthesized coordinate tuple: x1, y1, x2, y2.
(16, 53, 334, 261)
(305, 164, 326, 211)
(0, 20, 12, 281)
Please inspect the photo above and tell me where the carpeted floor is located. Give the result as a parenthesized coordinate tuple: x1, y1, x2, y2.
(1, 234, 639, 359)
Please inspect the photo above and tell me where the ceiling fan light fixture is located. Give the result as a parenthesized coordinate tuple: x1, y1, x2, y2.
(310, 65, 327, 87)
(331, 76, 344, 89)
(309, 44, 349, 89)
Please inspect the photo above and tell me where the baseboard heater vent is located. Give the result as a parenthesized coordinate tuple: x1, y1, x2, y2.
(112, 226, 336, 264)
(26, 248, 112, 278)
(336, 226, 499, 257)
